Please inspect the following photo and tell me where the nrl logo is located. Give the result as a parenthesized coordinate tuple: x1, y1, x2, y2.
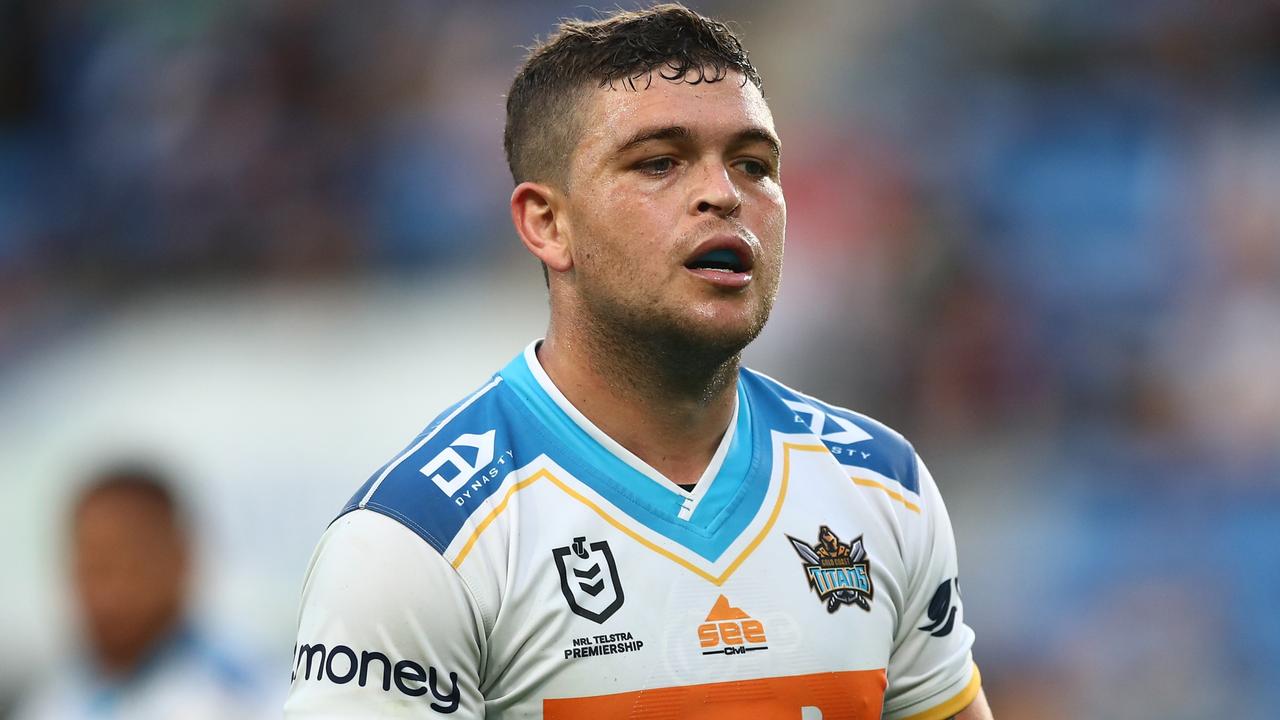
(552, 537, 625, 624)
(787, 525, 874, 613)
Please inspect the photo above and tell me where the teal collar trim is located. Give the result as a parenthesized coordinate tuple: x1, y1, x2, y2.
(499, 341, 758, 542)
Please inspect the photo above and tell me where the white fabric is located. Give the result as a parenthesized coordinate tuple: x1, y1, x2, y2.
(14, 634, 279, 720)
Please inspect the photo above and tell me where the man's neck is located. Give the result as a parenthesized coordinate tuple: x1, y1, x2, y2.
(536, 326, 740, 489)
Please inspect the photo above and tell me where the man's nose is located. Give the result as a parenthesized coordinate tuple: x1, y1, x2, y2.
(692, 162, 742, 218)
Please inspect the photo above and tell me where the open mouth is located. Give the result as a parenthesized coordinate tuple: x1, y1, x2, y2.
(685, 247, 751, 274)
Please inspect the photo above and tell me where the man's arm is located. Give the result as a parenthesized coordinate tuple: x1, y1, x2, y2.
(952, 687, 994, 719)
(882, 454, 985, 719)
(285, 510, 487, 718)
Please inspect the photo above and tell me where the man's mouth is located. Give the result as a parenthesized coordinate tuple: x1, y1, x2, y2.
(683, 240, 755, 288)
(685, 248, 749, 274)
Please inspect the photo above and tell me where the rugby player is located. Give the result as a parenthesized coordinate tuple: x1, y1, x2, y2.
(285, 4, 992, 718)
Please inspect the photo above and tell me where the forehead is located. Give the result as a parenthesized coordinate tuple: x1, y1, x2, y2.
(75, 486, 174, 529)
(576, 71, 776, 157)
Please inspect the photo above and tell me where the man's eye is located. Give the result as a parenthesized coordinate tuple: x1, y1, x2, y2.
(637, 157, 676, 175)
(737, 159, 770, 178)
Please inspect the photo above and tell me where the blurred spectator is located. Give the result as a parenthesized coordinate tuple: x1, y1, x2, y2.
(11, 464, 278, 720)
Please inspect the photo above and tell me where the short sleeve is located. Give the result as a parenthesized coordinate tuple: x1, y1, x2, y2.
(882, 456, 981, 720)
(284, 510, 486, 718)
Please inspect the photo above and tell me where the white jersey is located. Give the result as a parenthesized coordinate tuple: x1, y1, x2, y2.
(14, 628, 280, 720)
(285, 342, 980, 719)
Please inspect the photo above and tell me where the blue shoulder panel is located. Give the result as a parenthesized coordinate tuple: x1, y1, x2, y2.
(336, 374, 516, 554)
(741, 369, 920, 494)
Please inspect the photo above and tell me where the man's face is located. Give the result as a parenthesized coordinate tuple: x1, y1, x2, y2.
(73, 489, 188, 674)
(559, 70, 785, 358)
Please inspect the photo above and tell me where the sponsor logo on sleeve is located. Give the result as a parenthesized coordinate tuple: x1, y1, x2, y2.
(291, 642, 459, 713)
(787, 525, 875, 613)
(420, 429, 515, 507)
(697, 595, 768, 656)
(552, 536, 625, 624)
(785, 400, 873, 446)
(919, 577, 961, 637)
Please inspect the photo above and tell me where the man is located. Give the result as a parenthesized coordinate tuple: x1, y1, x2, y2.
(14, 465, 278, 720)
(285, 5, 991, 718)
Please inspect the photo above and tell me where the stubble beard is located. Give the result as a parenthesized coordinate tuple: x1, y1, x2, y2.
(578, 278, 775, 404)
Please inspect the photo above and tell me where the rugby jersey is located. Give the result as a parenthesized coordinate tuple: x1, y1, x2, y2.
(285, 341, 980, 719)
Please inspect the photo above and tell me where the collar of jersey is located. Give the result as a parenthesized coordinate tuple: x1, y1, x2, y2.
(498, 341, 767, 559)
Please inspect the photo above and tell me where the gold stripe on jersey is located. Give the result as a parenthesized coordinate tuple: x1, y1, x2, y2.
(450, 442, 832, 585)
(899, 663, 982, 720)
(851, 476, 922, 513)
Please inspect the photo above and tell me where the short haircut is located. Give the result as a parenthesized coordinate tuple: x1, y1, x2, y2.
(504, 3, 762, 191)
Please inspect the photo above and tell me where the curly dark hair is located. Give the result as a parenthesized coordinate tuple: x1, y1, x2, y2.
(504, 3, 762, 190)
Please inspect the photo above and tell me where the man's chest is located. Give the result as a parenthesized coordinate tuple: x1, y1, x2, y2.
(469, 448, 910, 718)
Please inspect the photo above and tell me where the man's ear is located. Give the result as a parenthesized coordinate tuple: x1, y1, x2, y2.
(511, 182, 573, 273)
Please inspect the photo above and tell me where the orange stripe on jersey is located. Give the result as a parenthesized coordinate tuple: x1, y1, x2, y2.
(543, 668, 887, 719)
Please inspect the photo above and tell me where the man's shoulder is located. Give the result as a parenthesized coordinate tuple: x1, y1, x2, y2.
(336, 373, 524, 555)
(741, 368, 920, 494)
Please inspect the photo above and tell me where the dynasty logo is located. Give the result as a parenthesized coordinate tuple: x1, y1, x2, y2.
(787, 525, 874, 613)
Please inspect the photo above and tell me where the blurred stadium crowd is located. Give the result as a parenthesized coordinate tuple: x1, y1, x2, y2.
(2, 1, 1278, 717)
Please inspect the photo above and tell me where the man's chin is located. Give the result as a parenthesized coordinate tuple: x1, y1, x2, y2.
(582, 288, 772, 370)
(641, 310, 767, 364)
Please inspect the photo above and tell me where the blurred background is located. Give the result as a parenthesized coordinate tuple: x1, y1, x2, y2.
(2, 0, 1278, 717)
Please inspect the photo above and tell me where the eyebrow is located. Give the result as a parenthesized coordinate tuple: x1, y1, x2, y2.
(733, 128, 782, 161)
(616, 125, 693, 154)
(615, 125, 781, 160)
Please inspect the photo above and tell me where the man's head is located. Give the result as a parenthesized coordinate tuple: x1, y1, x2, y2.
(506, 4, 785, 370)
(504, 4, 762, 190)
(70, 464, 191, 676)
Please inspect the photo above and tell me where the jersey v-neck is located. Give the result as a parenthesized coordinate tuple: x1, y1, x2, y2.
(498, 341, 767, 562)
